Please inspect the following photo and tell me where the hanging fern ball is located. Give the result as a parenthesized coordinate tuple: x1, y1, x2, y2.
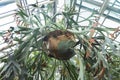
(43, 30, 76, 60)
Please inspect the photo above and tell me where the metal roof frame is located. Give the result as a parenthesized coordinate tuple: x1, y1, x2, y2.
(76, 0, 120, 22)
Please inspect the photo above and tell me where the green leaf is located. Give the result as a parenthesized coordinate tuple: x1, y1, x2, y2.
(94, 27, 110, 34)
(78, 55, 85, 80)
(18, 26, 32, 31)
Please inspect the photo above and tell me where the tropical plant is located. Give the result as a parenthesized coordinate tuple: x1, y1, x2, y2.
(0, 0, 120, 80)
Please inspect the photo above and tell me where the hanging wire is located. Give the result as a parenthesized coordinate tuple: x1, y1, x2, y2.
(52, 0, 56, 22)
(22, 0, 30, 15)
(76, 0, 83, 22)
(94, 0, 117, 37)
(100, 0, 116, 25)
(94, 0, 110, 23)
(99, 0, 109, 16)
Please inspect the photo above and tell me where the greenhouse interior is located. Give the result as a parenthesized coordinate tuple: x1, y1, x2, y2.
(0, 0, 120, 80)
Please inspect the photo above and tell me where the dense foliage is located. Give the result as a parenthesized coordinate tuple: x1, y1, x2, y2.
(0, 0, 120, 80)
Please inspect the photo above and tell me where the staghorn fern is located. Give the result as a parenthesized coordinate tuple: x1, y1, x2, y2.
(0, 0, 120, 80)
